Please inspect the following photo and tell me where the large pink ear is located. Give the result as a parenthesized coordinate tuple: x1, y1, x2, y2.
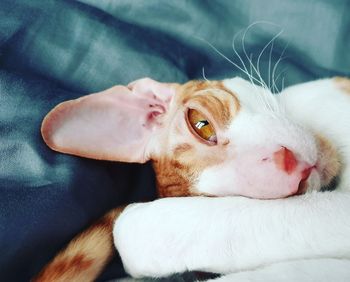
(41, 78, 178, 163)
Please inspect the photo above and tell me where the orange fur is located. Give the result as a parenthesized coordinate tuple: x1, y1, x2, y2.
(316, 134, 341, 186)
(34, 80, 241, 280)
(178, 80, 240, 125)
(155, 80, 240, 197)
(33, 206, 125, 282)
(334, 77, 350, 94)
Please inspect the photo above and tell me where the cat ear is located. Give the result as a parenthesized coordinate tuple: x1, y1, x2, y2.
(41, 78, 179, 163)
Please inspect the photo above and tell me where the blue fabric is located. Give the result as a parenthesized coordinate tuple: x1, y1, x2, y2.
(0, 0, 349, 280)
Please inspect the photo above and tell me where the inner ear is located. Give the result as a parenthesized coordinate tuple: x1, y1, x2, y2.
(41, 78, 179, 163)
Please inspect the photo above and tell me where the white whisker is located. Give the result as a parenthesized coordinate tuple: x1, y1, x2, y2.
(273, 67, 287, 93)
(272, 41, 289, 93)
(281, 76, 286, 92)
(195, 21, 289, 116)
(257, 30, 283, 90)
(231, 31, 252, 81)
(232, 23, 274, 112)
(196, 37, 259, 83)
(202, 67, 210, 82)
(241, 25, 267, 89)
(268, 41, 274, 90)
(249, 53, 254, 79)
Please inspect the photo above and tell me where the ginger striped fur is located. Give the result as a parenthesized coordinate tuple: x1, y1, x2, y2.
(33, 206, 125, 282)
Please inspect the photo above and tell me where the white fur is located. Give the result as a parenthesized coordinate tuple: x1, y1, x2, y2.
(197, 78, 320, 198)
(113, 78, 350, 280)
(282, 78, 350, 191)
(210, 259, 350, 282)
(114, 192, 350, 278)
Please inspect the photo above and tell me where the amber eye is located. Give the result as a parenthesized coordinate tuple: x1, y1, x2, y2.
(187, 109, 217, 144)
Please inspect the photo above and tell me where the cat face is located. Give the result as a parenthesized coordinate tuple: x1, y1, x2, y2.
(151, 78, 339, 198)
(42, 77, 340, 199)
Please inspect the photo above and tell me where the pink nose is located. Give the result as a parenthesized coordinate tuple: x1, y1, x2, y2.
(273, 147, 298, 174)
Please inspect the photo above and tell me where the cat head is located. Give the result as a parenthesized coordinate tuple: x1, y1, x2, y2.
(41, 77, 339, 199)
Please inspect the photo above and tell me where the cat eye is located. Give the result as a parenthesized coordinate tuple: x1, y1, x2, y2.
(187, 109, 217, 145)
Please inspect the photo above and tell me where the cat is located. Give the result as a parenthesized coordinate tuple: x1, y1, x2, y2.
(34, 76, 350, 281)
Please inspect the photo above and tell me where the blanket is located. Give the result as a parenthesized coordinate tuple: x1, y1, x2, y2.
(1, 0, 349, 281)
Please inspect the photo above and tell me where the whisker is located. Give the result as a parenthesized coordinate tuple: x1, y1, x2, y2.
(243, 22, 286, 114)
(268, 41, 274, 90)
(233, 24, 275, 112)
(231, 28, 270, 110)
(196, 37, 257, 82)
(195, 21, 289, 116)
(241, 21, 282, 92)
(272, 41, 289, 93)
(231, 31, 253, 81)
(255, 28, 284, 113)
(202, 67, 210, 82)
(273, 67, 288, 93)
(257, 29, 283, 87)
(232, 30, 264, 104)
(249, 53, 254, 82)
(242, 26, 268, 90)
